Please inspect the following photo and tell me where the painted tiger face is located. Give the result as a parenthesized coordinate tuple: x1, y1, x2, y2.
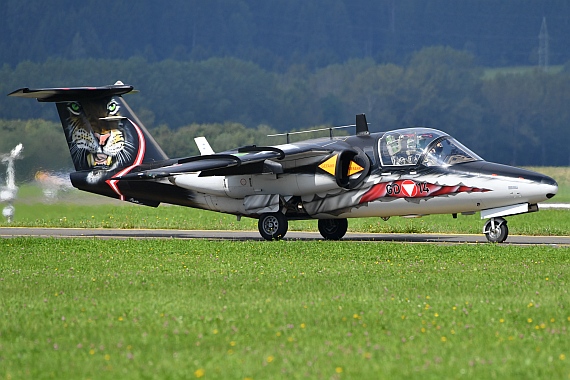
(64, 98, 136, 176)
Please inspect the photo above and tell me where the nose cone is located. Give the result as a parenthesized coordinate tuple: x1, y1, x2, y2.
(455, 161, 558, 202)
(508, 165, 557, 202)
(542, 175, 558, 199)
(486, 163, 558, 201)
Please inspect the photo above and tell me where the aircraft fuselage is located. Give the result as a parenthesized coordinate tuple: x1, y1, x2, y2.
(166, 131, 557, 221)
(10, 84, 557, 242)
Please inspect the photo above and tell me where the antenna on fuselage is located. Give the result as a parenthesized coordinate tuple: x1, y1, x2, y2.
(356, 114, 369, 136)
(267, 114, 370, 143)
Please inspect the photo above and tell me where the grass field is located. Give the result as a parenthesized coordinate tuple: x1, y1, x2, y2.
(1, 168, 569, 379)
(4, 201, 570, 238)
(1, 238, 569, 379)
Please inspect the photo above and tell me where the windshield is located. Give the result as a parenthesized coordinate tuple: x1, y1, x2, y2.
(378, 128, 481, 168)
(422, 137, 482, 167)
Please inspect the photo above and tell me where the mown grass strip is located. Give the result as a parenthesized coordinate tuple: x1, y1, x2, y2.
(1, 238, 569, 379)
(5, 165, 570, 236)
(3, 201, 570, 237)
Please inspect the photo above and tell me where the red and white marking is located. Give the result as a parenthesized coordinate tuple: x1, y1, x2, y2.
(400, 180, 418, 197)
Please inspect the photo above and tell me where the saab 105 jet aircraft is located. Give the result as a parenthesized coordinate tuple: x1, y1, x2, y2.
(9, 83, 558, 242)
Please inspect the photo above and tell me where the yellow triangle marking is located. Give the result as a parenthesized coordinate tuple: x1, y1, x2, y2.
(347, 161, 364, 176)
(318, 155, 338, 176)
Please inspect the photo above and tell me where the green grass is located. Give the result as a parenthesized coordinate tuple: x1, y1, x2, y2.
(3, 197, 570, 236)
(1, 238, 569, 379)
(1, 168, 569, 379)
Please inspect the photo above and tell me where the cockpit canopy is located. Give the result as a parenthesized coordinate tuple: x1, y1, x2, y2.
(378, 128, 482, 168)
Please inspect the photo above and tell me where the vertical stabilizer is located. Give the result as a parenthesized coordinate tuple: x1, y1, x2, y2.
(10, 84, 168, 174)
(9, 84, 169, 200)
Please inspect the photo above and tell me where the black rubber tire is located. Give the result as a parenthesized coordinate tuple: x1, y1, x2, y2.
(484, 218, 509, 243)
(258, 212, 288, 241)
(318, 218, 348, 240)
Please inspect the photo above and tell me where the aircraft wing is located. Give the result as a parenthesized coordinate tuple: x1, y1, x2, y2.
(117, 143, 334, 181)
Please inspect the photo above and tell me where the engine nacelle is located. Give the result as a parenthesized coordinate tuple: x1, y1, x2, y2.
(171, 149, 371, 199)
(318, 149, 370, 190)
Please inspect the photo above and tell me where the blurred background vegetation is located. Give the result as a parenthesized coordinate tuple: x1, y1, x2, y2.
(1, 1, 570, 181)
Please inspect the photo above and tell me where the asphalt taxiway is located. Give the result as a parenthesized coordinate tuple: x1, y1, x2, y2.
(1, 227, 569, 246)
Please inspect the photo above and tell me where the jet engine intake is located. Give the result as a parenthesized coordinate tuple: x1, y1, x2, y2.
(319, 149, 370, 190)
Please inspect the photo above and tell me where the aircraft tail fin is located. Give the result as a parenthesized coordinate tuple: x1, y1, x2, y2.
(9, 83, 169, 174)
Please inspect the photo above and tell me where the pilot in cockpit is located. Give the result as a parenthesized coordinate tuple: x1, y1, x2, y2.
(430, 142, 443, 156)
(424, 141, 444, 166)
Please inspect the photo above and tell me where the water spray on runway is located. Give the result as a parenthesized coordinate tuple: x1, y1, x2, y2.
(1, 144, 23, 223)
(35, 170, 73, 202)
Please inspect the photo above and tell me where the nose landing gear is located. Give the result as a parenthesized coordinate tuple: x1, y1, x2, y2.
(483, 217, 509, 243)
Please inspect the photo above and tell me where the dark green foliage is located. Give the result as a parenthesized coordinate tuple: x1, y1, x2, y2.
(3, 51, 570, 171)
(150, 122, 279, 158)
(2, 0, 570, 169)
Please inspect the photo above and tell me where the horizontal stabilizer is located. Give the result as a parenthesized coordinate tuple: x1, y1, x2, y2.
(8, 84, 134, 102)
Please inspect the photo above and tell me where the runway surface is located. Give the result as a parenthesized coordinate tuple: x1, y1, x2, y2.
(1, 227, 569, 246)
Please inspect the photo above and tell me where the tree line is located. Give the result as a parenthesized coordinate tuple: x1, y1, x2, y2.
(1, 47, 570, 182)
(0, 119, 281, 182)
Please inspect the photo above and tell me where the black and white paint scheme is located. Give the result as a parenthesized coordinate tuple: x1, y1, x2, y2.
(9, 83, 558, 242)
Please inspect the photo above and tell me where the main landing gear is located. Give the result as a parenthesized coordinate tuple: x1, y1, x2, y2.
(258, 213, 511, 243)
(318, 218, 348, 240)
(483, 217, 508, 243)
(258, 212, 288, 241)
(258, 213, 349, 241)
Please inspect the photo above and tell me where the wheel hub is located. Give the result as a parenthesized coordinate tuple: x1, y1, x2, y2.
(488, 224, 501, 239)
(483, 217, 508, 243)
(263, 216, 279, 234)
(322, 220, 337, 233)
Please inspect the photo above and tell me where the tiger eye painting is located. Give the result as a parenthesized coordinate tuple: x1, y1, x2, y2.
(56, 97, 138, 183)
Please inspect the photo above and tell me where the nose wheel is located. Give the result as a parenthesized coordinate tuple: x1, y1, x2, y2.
(483, 217, 508, 243)
(258, 212, 288, 241)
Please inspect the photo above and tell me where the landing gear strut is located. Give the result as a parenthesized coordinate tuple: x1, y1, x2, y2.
(258, 212, 288, 241)
(318, 218, 348, 240)
(483, 217, 508, 243)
